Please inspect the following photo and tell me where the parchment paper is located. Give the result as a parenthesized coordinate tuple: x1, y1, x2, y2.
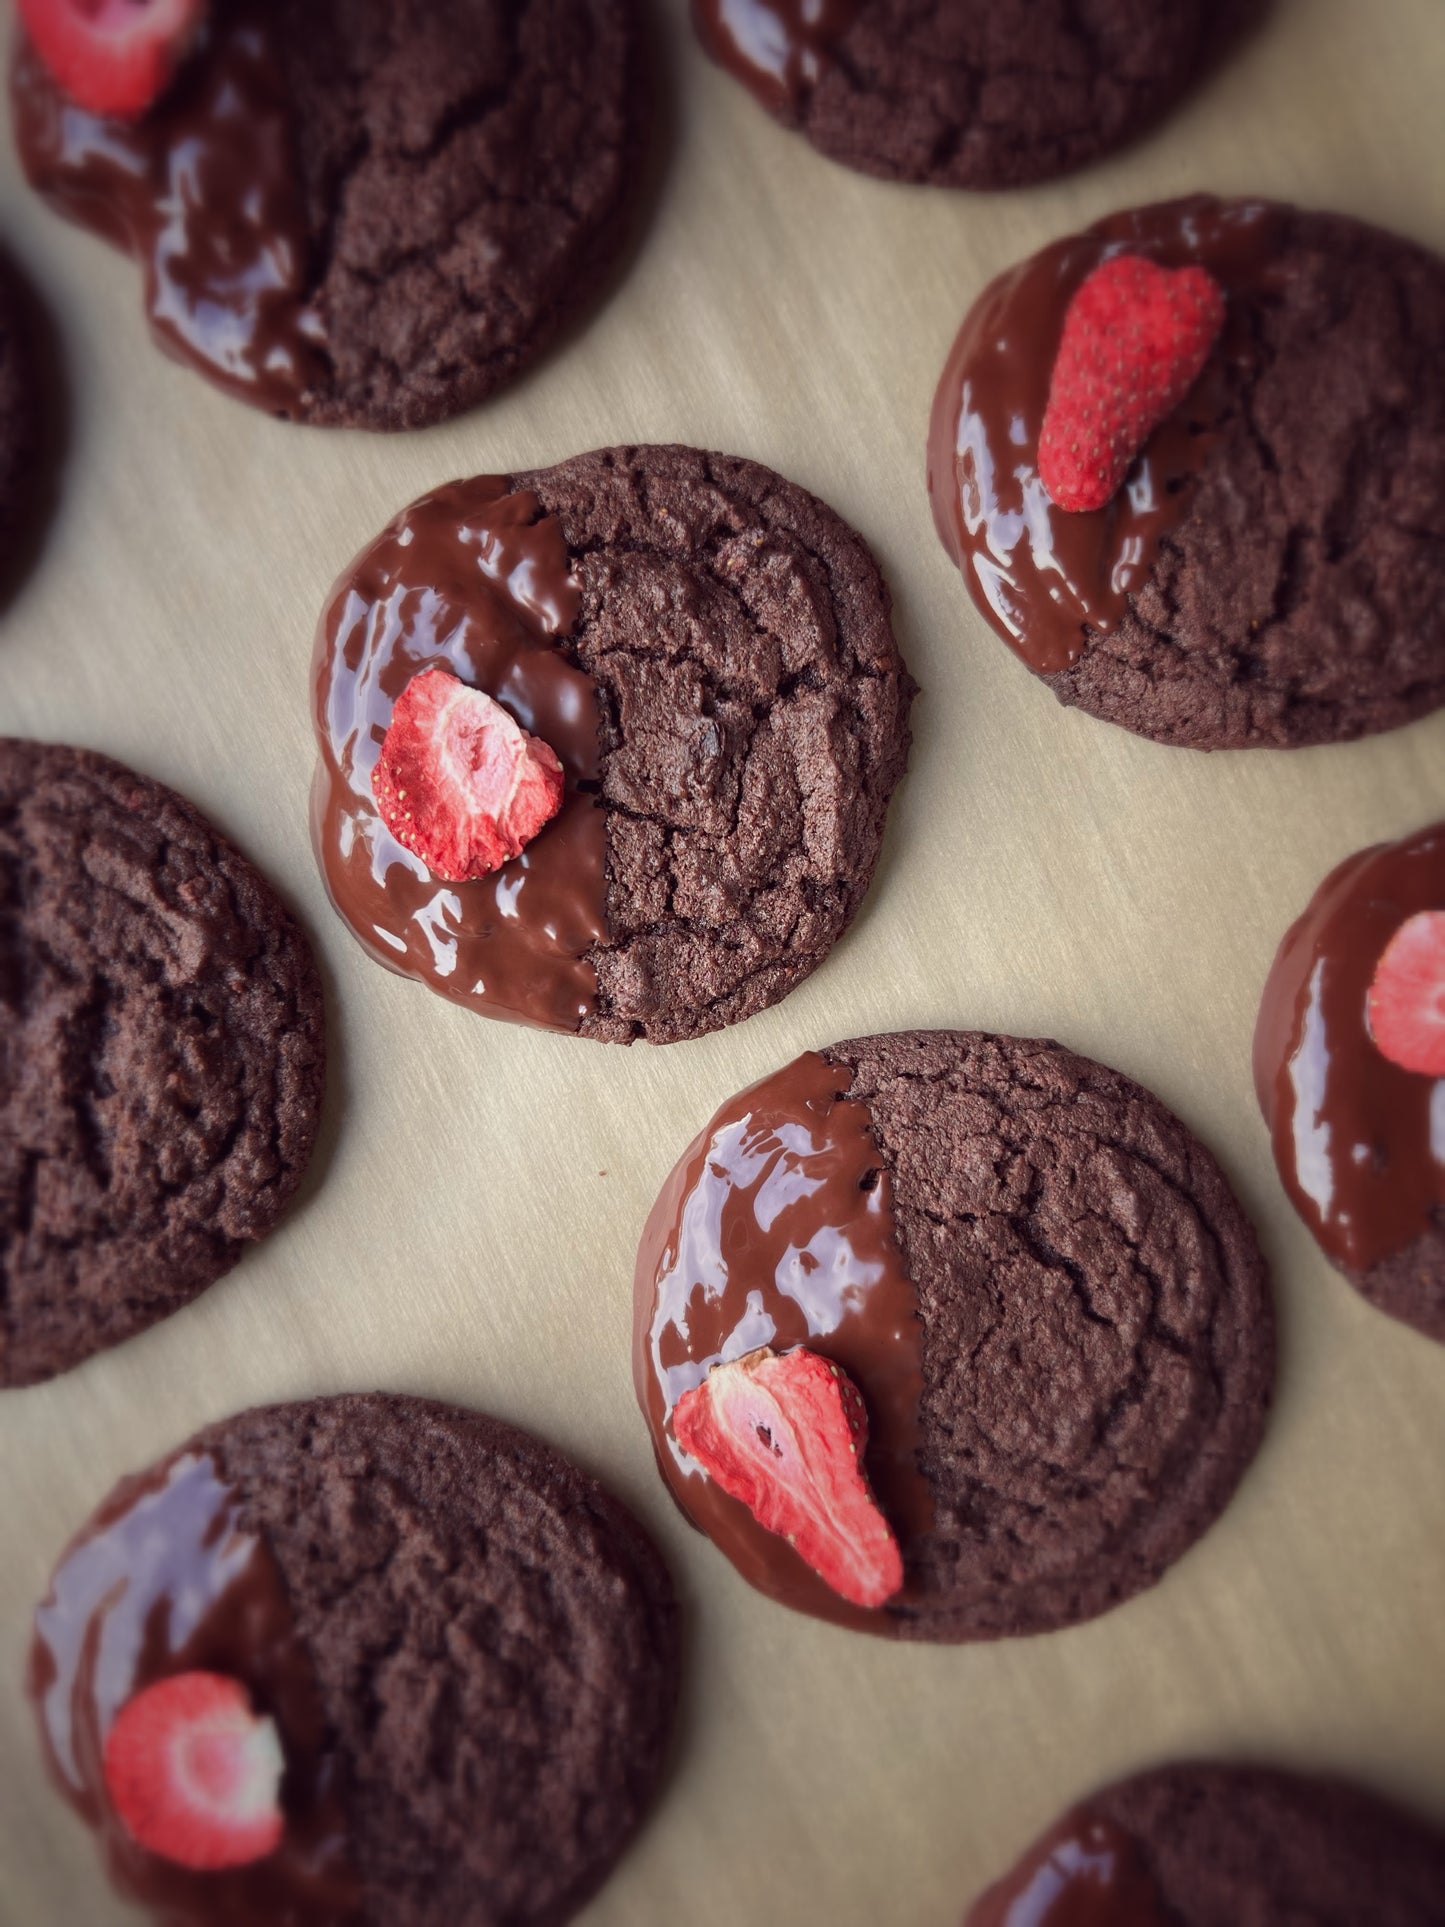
(1, 2, 1443, 1920)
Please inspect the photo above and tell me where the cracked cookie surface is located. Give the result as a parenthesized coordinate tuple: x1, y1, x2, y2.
(12, 0, 649, 429)
(695, 0, 1240, 189)
(824, 1031, 1273, 1639)
(1050, 208, 1445, 748)
(198, 1394, 680, 1927)
(0, 740, 325, 1389)
(526, 447, 915, 1043)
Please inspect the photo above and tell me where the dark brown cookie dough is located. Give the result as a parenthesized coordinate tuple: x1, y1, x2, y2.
(968, 1762, 1445, 1925)
(634, 1031, 1273, 1639)
(30, 1393, 682, 1927)
(312, 445, 914, 1044)
(12, 0, 650, 429)
(692, 0, 1251, 189)
(0, 740, 325, 1389)
(930, 197, 1445, 749)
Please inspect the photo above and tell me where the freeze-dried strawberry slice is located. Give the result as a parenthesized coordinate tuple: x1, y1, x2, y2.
(1039, 252, 1225, 513)
(371, 668, 566, 883)
(673, 1345, 903, 1609)
(1368, 910, 1445, 1076)
(18, 0, 207, 120)
(102, 1671, 285, 1870)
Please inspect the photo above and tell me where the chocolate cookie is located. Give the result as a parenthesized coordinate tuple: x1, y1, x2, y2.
(0, 740, 325, 1388)
(30, 1392, 681, 1926)
(1254, 823, 1445, 1344)
(965, 1762, 1445, 1924)
(693, 0, 1250, 189)
(311, 445, 914, 1044)
(929, 196, 1445, 749)
(11, 0, 649, 429)
(0, 250, 43, 588)
(634, 1030, 1273, 1638)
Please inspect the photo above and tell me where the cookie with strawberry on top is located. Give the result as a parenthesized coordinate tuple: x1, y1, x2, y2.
(1255, 822, 1445, 1343)
(929, 196, 1445, 749)
(634, 1030, 1273, 1638)
(29, 1393, 680, 1925)
(10, 0, 651, 428)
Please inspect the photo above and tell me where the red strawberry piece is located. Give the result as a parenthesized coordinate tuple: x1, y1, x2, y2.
(673, 1345, 904, 1609)
(1368, 910, 1445, 1076)
(371, 667, 566, 883)
(18, 0, 207, 120)
(1038, 252, 1226, 514)
(102, 1671, 285, 1870)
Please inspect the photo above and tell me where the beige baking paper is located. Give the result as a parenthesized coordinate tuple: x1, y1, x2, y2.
(2, 1, 1444, 1920)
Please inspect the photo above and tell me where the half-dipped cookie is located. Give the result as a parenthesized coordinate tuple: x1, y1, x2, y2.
(311, 445, 914, 1043)
(693, 1, 1252, 190)
(30, 1393, 680, 1925)
(0, 739, 325, 1389)
(928, 196, 1445, 749)
(964, 1762, 1445, 1924)
(11, 0, 650, 428)
(633, 1030, 1273, 1638)
(1255, 823, 1445, 1343)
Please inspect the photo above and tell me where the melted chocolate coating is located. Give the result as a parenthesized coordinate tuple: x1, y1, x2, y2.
(633, 1050, 930, 1633)
(30, 1451, 361, 1925)
(1254, 823, 1445, 1341)
(311, 476, 608, 1035)
(965, 1811, 1169, 1927)
(928, 196, 1284, 676)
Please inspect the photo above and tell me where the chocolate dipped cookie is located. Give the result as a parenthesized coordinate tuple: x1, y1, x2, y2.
(693, 0, 1252, 190)
(311, 445, 914, 1044)
(11, 0, 650, 428)
(964, 1762, 1445, 1925)
(29, 1393, 681, 1926)
(634, 1030, 1273, 1638)
(0, 739, 325, 1389)
(929, 196, 1445, 749)
(1255, 822, 1445, 1343)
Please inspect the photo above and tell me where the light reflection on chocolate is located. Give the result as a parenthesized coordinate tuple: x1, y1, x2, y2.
(633, 1050, 931, 1632)
(311, 476, 609, 1034)
(691, 0, 862, 117)
(29, 1451, 361, 1924)
(965, 1811, 1169, 1927)
(1253, 823, 1445, 1273)
(11, 2, 327, 417)
(927, 197, 1287, 675)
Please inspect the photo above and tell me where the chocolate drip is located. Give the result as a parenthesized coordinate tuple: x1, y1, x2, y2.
(29, 1451, 361, 1925)
(965, 1811, 1170, 1927)
(691, 0, 862, 116)
(311, 475, 609, 1034)
(927, 196, 1287, 675)
(11, 2, 327, 418)
(1254, 824, 1445, 1273)
(633, 1050, 931, 1632)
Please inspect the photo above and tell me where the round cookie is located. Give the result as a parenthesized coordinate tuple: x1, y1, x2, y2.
(30, 1392, 681, 1926)
(633, 1030, 1273, 1638)
(965, 1762, 1445, 1924)
(0, 250, 43, 585)
(692, 0, 1252, 189)
(0, 740, 325, 1388)
(929, 196, 1445, 749)
(1254, 822, 1445, 1343)
(311, 445, 915, 1044)
(11, 0, 650, 429)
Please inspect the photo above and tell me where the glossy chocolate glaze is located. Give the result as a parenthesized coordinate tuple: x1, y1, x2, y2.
(927, 196, 1288, 675)
(11, 2, 326, 417)
(691, 0, 861, 117)
(312, 476, 608, 1034)
(29, 1451, 360, 1924)
(1253, 824, 1445, 1275)
(633, 1050, 931, 1632)
(965, 1811, 1169, 1927)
